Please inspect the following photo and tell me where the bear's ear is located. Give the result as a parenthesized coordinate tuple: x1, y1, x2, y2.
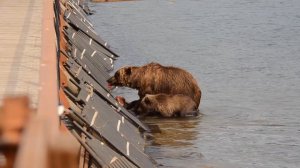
(125, 67, 132, 76)
(144, 97, 151, 105)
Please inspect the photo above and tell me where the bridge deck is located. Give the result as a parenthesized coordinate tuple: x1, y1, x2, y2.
(0, 0, 42, 108)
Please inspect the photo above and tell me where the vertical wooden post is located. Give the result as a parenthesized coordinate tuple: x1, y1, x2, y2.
(0, 96, 31, 168)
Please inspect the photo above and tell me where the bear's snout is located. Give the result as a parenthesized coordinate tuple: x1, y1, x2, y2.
(107, 76, 117, 85)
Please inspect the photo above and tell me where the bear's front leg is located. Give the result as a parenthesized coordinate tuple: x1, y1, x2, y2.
(137, 86, 153, 99)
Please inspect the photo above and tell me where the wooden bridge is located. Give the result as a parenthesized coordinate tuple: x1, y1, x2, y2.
(0, 0, 156, 167)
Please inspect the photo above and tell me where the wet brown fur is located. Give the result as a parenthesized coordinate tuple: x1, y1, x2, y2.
(107, 62, 202, 107)
(136, 94, 198, 117)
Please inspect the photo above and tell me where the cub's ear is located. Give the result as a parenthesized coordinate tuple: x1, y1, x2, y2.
(144, 97, 151, 105)
(125, 67, 132, 76)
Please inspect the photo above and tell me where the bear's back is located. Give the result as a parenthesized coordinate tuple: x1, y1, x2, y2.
(151, 94, 197, 117)
(137, 63, 201, 107)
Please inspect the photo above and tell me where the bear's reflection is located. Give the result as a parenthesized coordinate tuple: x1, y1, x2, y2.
(144, 115, 201, 147)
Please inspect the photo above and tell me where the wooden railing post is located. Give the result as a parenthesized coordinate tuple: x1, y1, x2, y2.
(0, 96, 31, 168)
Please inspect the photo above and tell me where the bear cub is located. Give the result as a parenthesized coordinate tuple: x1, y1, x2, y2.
(136, 94, 198, 117)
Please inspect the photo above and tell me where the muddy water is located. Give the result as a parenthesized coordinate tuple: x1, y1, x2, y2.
(89, 0, 300, 167)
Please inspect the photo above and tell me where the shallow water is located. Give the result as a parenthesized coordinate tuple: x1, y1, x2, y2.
(89, 0, 300, 167)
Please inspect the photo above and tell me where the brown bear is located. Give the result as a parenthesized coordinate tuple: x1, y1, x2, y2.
(107, 62, 201, 107)
(136, 94, 198, 117)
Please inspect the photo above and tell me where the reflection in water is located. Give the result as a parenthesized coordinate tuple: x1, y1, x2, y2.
(143, 116, 217, 168)
(144, 116, 201, 147)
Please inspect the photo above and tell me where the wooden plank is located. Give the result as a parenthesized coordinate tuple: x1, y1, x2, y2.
(0, 0, 42, 107)
(61, 71, 149, 131)
(64, 56, 109, 90)
(64, 27, 114, 71)
(77, 31, 118, 59)
(85, 112, 155, 168)
(63, 61, 150, 131)
(63, 8, 119, 58)
(70, 45, 111, 80)
(86, 138, 122, 164)
(84, 97, 145, 150)
(64, 9, 106, 46)
(13, 0, 80, 167)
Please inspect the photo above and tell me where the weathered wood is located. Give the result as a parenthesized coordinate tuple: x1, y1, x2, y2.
(12, 0, 80, 167)
(83, 97, 145, 150)
(64, 9, 105, 46)
(103, 157, 137, 168)
(62, 71, 149, 131)
(0, 96, 31, 145)
(57, 1, 156, 168)
(70, 45, 111, 80)
(0, 0, 42, 108)
(64, 27, 115, 71)
(65, 56, 110, 91)
(84, 111, 155, 168)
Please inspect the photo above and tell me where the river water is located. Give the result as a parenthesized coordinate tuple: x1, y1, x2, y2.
(89, 1, 300, 167)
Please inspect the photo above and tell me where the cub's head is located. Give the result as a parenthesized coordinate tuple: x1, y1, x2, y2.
(136, 94, 158, 114)
(107, 66, 134, 87)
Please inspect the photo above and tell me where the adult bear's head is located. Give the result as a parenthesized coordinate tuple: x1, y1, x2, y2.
(107, 66, 138, 87)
